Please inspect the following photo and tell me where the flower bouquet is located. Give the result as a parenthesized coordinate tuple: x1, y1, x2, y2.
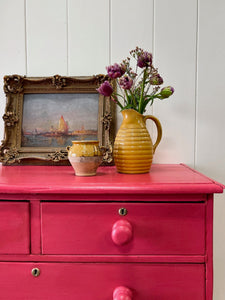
(97, 47, 174, 174)
(97, 46, 174, 114)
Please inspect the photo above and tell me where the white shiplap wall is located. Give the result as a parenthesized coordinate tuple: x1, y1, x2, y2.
(197, 1, 225, 298)
(0, 0, 225, 298)
(153, 0, 197, 166)
(26, 0, 68, 76)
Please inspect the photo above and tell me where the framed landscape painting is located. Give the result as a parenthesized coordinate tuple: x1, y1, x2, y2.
(22, 93, 99, 148)
(0, 75, 115, 165)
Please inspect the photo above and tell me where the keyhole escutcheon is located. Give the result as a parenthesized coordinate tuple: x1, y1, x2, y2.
(118, 208, 128, 216)
(31, 268, 40, 277)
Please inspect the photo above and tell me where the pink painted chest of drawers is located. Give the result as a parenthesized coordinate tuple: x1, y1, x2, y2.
(0, 163, 223, 300)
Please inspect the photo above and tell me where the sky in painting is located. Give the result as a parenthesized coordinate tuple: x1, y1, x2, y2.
(22, 93, 99, 133)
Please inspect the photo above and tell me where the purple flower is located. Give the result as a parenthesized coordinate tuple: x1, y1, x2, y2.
(150, 74, 163, 85)
(106, 63, 126, 79)
(119, 76, 133, 90)
(160, 86, 175, 98)
(137, 51, 152, 68)
(97, 81, 113, 96)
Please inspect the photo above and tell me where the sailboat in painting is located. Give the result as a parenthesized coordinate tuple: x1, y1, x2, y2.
(45, 115, 69, 137)
(58, 116, 69, 135)
(22, 115, 98, 147)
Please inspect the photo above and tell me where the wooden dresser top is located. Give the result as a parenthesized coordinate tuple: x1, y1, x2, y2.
(0, 164, 223, 197)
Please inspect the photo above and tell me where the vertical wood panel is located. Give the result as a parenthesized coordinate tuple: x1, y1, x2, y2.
(197, 1, 225, 299)
(111, 0, 154, 130)
(0, 0, 26, 140)
(68, 0, 109, 75)
(111, 0, 154, 63)
(26, 0, 67, 76)
(153, 0, 197, 165)
(196, 0, 225, 179)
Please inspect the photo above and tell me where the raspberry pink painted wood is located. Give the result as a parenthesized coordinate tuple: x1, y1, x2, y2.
(0, 254, 207, 263)
(0, 164, 223, 198)
(0, 164, 223, 300)
(41, 202, 205, 255)
(113, 286, 133, 300)
(30, 200, 41, 254)
(0, 202, 29, 254)
(0, 262, 205, 299)
(206, 195, 213, 300)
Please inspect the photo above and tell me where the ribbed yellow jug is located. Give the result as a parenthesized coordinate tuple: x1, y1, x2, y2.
(113, 109, 162, 174)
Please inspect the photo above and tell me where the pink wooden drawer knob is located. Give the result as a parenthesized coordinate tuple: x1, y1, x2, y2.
(113, 286, 132, 300)
(111, 220, 132, 245)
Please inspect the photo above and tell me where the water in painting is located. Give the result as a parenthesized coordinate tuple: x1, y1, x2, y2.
(21, 93, 99, 147)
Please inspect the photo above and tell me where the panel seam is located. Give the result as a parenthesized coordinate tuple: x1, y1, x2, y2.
(24, 0, 28, 75)
(66, 0, 69, 75)
(152, 0, 155, 117)
(109, 0, 112, 64)
(194, 0, 199, 168)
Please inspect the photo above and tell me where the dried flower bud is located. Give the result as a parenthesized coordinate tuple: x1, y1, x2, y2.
(149, 74, 163, 85)
(130, 71, 137, 79)
(120, 63, 127, 75)
(119, 76, 133, 90)
(97, 81, 113, 97)
(159, 86, 174, 98)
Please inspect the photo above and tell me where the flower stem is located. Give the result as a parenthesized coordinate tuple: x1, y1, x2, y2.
(139, 68, 147, 113)
(133, 69, 145, 87)
(112, 93, 124, 109)
(113, 92, 125, 100)
(124, 90, 130, 104)
(129, 90, 137, 107)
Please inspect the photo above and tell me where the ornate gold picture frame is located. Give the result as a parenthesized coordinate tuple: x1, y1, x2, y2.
(0, 75, 115, 165)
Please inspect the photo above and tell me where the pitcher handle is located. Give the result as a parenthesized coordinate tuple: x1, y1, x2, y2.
(143, 115, 162, 154)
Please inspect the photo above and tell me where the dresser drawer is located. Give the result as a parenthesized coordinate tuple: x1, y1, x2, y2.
(0, 262, 205, 299)
(41, 202, 205, 255)
(0, 202, 30, 254)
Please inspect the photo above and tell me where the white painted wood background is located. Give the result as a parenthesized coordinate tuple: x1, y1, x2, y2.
(0, 0, 225, 298)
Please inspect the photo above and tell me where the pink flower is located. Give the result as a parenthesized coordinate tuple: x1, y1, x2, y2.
(119, 76, 133, 90)
(97, 81, 113, 96)
(137, 51, 152, 68)
(106, 63, 126, 79)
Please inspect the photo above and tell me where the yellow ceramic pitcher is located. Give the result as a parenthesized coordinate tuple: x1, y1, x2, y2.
(113, 109, 162, 174)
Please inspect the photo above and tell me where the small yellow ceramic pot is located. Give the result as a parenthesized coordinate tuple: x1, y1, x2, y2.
(67, 140, 103, 176)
